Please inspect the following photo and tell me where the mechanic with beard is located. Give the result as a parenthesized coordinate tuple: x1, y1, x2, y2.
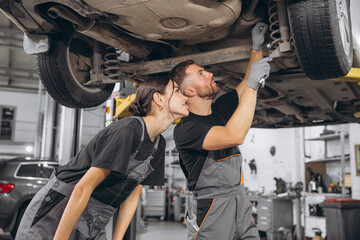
(169, 22, 271, 240)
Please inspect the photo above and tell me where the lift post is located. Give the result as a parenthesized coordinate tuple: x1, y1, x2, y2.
(331, 67, 360, 84)
(111, 94, 136, 119)
(331, 68, 360, 118)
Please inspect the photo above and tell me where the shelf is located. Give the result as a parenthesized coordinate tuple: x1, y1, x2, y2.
(306, 215, 325, 219)
(305, 133, 348, 141)
(305, 155, 350, 163)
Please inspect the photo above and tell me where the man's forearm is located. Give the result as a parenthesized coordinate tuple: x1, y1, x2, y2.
(235, 49, 264, 99)
(225, 86, 258, 145)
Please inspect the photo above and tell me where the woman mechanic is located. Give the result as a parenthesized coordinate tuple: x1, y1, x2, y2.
(15, 77, 189, 240)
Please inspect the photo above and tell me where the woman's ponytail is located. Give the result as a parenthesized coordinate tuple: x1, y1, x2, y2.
(128, 77, 170, 116)
(129, 100, 147, 116)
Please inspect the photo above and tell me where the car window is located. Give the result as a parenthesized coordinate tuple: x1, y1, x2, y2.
(16, 164, 37, 177)
(39, 164, 57, 178)
(16, 163, 58, 179)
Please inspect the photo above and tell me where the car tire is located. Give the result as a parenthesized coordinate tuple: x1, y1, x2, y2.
(37, 31, 115, 108)
(288, 0, 353, 80)
(10, 203, 27, 239)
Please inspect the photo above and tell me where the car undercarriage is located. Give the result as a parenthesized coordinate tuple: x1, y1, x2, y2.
(0, 0, 359, 127)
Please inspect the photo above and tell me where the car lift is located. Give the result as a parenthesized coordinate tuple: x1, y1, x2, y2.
(111, 93, 136, 119)
(332, 68, 360, 118)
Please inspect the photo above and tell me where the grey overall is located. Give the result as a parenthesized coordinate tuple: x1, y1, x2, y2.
(15, 116, 159, 240)
(186, 150, 259, 240)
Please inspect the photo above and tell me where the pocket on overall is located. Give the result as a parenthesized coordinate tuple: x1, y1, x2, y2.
(196, 198, 214, 227)
(74, 196, 116, 239)
(31, 189, 66, 227)
(216, 154, 242, 186)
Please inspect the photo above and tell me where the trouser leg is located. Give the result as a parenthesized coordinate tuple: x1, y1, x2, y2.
(15, 179, 54, 239)
(187, 195, 237, 240)
(235, 194, 260, 240)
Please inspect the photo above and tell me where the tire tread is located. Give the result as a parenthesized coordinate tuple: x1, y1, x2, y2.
(288, 0, 352, 80)
(36, 32, 114, 108)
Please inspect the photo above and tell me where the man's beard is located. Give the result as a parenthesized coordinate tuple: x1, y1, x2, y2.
(197, 84, 220, 100)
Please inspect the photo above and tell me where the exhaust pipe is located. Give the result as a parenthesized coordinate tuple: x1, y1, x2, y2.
(47, 6, 152, 58)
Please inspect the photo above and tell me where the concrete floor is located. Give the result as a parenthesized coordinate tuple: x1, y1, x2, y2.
(137, 219, 187, 240)
(2, 222, 268, 240)
(0, 220, 187, 240)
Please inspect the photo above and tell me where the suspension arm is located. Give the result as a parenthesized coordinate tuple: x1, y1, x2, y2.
(119, 45, 252, 76)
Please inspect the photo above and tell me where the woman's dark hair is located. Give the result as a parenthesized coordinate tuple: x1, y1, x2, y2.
(129, 77, 171, 116)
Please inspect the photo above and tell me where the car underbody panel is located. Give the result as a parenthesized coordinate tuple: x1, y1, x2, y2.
(84, 0, 243, 44)
(253, 73, 360, 127)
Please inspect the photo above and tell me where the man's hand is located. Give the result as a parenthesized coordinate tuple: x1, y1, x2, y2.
(246, 57, 272, 91)
(252, 22, 268, 50)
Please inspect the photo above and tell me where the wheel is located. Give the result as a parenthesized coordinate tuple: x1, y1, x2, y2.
(37, 30, 115, 108)
(10, 203, 27, 238)
(288, 0, 353, 80)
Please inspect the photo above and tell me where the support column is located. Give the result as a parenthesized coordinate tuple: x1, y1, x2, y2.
(340, 124, 346, 197)
(40, 93, 59, 158)
(58, 107, 83, 165)
(34, 80, 45, 157)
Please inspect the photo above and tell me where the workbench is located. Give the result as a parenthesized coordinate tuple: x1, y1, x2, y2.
(246, 195, 293, 233)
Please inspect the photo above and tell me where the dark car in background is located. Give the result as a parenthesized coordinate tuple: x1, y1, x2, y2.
(0, 157, 58, 238)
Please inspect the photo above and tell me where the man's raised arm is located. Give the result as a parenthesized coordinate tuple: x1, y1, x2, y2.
(235, 22, 268, 100)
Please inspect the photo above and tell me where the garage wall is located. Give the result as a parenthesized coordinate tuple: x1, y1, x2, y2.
(162, 126, 303, 195)
(242, 124, 359, 198)
(0, 88, 106, 157)
(0, 89, 39, 143)
(241, 128, 303, 195)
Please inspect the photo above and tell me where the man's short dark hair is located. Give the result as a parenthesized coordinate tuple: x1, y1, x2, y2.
(168, 60, 195, 88)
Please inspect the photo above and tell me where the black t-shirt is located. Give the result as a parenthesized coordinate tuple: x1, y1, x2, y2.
(174, 90, 239, 191)
(55, 117, 165, 186)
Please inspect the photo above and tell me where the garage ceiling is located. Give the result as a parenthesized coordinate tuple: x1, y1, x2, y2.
(0, 13, 39, 91)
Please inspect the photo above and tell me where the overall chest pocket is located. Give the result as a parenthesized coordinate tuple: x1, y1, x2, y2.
(216, 153, 242, 186)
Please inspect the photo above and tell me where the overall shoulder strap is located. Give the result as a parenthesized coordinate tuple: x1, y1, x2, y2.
(128, 116, 145, 142)
(151, 135, 161, 156)
(129, 116, 161, 159)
